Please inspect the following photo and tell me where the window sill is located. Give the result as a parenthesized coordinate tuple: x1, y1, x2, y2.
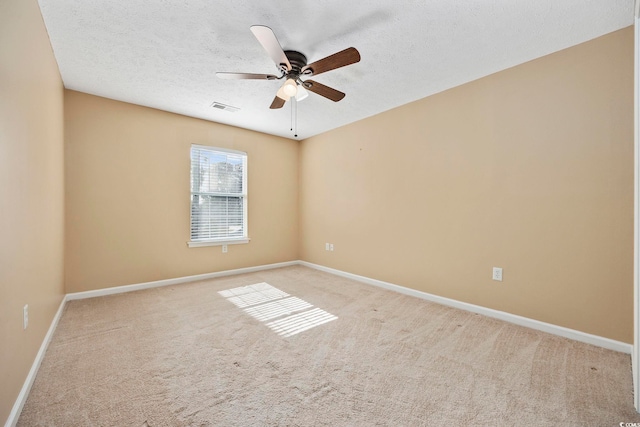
(187, 238, 250, 248)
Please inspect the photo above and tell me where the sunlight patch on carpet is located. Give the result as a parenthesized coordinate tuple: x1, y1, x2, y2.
(266, 307, 338, 337)
(218, 282, 289, 308)
(244, 297, 313, 322)
(219, 283, 337, 336)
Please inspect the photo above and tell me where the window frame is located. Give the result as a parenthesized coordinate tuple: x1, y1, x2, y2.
(187, 144, 249, 248)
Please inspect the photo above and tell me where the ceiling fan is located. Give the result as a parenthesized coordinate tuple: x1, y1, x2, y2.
(217, 25, 361, 109)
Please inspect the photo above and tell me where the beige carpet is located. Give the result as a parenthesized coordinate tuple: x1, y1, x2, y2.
(18, 266, 640, 426)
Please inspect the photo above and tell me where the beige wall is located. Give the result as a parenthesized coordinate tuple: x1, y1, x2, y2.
(64, 91, 299, 292)
(299, 27, 634, 343)
(0, 0, 65, 423)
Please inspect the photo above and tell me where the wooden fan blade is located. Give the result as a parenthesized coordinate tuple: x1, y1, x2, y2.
(216, 72, 278, 80)
(250, 25, 292, 71)
(304, 80, 345, 102)
(302, 47, 360, 76)
(270, 96, 286, 109)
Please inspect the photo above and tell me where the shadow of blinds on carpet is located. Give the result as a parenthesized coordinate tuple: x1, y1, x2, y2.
(219, 282, 337, 337)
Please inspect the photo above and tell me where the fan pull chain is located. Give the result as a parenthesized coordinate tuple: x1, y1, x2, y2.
(289, 97, 298, 138)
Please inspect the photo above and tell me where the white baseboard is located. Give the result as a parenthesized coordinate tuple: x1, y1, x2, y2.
(299, 261, 633, 355)
(5, 297, 66, 427)
(66, 261, 299, 301)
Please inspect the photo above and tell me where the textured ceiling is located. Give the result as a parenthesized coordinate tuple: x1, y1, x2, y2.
(38, 0, 633, 140)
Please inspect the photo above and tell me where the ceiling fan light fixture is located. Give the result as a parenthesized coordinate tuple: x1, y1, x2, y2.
(283, 78, 298, 97)
(295, 84, 309, 101)
(276, 84, 290, 101)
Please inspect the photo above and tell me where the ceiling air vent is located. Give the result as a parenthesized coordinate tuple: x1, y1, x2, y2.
(210, 102, 239, 113)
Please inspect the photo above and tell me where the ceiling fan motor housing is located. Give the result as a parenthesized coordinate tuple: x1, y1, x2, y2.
(284, 50, 308, 75)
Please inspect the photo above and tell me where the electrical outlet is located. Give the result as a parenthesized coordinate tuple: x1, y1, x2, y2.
(222, 244, 228, 253)
(23, 304, 28, 330)
(492, 267, 503, 282)
(329, 244, 334, 251)
(325, 243, 330, 251)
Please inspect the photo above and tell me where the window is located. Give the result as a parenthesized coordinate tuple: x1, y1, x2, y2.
(188, 145, 248, 247)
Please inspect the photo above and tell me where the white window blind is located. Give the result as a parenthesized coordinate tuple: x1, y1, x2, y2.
(190, 145, 247, 244)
